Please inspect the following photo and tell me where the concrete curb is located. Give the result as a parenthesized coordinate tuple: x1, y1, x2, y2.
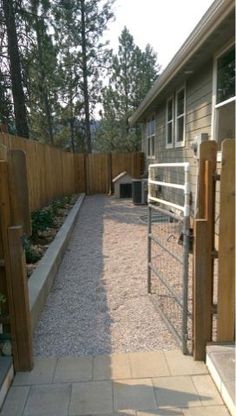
(28, 193, 85, 331)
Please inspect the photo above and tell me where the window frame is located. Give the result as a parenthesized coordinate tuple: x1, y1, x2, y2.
(166, 96, 174, 149)
(211, 39, 235, 160)
(146, 116, 156, 159)
(175, 85, 186, 148)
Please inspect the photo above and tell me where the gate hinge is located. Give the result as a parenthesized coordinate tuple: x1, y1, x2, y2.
(211, 249, 218, 259)
(213, 172, 221, 181)
(211, 303, 217, 315)
(0, 258, 5, 268)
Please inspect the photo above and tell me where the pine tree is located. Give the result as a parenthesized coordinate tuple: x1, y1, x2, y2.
(54, 0, 114, 152)
(2, 0, 29, 138)
(96, 27, 160, 152)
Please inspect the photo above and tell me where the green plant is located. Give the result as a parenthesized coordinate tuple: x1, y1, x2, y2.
(0, 292, 6, 315)
(22, 236, 42, 263)
(31, 207, 54, 239)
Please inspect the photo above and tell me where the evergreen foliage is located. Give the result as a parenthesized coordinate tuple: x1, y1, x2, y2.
(0, 2, 159, 152)
(96, 27, 160, 152)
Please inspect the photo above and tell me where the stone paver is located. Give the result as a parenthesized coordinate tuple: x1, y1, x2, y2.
(54, 357, 92, 383)
(13, 358, 57, 386)
(182, 406, 230, 416)
(129, 351, 170, 378)
(137, 411, 184, 415)
(69, 381, 113, 415)
(93, 353, 132, 380)
(164, 351, 207, 376)
(192, 375, 223, 406)
(152, 376, 201, 408)
(0, 352, 231, 416)
(23, 383, 71, 416)
(113, 378, 157, 411)
(0, 386, 29, 416)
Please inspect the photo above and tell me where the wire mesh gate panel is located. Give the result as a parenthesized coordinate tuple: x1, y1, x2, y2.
(147, 163, 192, 354)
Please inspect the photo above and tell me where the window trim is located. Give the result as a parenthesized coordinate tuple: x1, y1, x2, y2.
(146, 116, 156, 159)
(211, 39, 235, 151)
(175, 85, 186, 148)
(166, 96, 174, 149)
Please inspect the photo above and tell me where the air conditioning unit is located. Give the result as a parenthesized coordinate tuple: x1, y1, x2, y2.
(132, 179, 148, 205)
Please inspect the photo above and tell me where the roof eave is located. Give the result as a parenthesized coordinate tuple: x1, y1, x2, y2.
(129, 0, 235, 126)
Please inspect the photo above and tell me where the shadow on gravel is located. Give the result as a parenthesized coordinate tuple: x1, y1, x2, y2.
(33, 195, 113, 357)
(104, 196, 148, 226)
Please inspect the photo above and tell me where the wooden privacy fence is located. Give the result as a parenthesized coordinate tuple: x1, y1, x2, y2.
(77, 152, 144, 194)
(0, 133, 144, 210)
(193, 139, 235, 360)
(0, 133, 77, 212)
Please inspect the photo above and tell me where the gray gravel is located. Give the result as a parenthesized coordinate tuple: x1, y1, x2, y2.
(33, 195, 177, 356)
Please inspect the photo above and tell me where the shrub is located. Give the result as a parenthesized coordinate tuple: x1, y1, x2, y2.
(31, 208, 54, 239)
(22, 236, 42, 263)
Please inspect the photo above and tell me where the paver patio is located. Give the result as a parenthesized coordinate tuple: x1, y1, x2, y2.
(1, 350, 229, 415)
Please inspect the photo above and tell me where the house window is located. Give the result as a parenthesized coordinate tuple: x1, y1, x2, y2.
(214, 44, 235, 149)
(166, 97, 174, 148)
(146, 117, 155, 157)
(175, 87, 185, 146)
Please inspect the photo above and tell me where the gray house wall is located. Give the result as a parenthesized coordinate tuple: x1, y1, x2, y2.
(142, 60, 214, 217)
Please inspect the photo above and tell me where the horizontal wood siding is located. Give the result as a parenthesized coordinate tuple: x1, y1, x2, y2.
(142, 61, 213, 215)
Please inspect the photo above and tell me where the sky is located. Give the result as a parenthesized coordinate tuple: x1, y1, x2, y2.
(103, 0, 215, 71)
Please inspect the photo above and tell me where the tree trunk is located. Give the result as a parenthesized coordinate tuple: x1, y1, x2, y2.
(81, 0, 92, 153)
(35, 16, 54, 144)
(2, 0, 29, 138)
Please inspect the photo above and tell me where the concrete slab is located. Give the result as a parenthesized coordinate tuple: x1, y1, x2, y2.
(69, 381, 113, 415)
(192, 375, 223, 406)
(29, 193, 85, 331)
(113, 378, 157, 411)
(129, 351, 170, 378)
(206, 344, 235, 416)
(0, 386, 29, 416)
(13, 358, 57, 386)
(54, 357, 92, 383)
(164, 351, 207, 376)
(152, 376, 201, 408)
(137, 411, 184, 416)
(183, 406, 230, 415)
(93, 354, 132, 380)
(23, 383, 71, 416)
(0, 359, 14, 410)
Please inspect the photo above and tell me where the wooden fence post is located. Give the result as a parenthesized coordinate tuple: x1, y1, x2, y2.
(8, 149, 31, 235)
(217, 139, 235, 341)
(193, 141, 217, 361)
(8, 226, 33, 371)
(107, 153, 112, 195)
(0, 160, 33, 371)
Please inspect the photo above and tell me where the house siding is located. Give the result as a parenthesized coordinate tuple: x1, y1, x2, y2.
(143, 61, 214, 216)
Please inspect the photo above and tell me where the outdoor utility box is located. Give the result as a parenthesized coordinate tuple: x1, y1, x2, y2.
(112, 171, 133, 198)
(132, 179, 148, 205)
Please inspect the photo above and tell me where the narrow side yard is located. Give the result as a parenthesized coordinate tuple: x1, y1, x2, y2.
(33, 195, 177, 356)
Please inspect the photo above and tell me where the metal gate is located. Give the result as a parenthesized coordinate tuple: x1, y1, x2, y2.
(147, 162, 191, 354)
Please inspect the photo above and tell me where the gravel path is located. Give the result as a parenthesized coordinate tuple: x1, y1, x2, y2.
(33, 195, 177, 356)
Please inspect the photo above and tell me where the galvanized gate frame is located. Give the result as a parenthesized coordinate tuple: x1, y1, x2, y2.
(147, 162, 191, 354)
